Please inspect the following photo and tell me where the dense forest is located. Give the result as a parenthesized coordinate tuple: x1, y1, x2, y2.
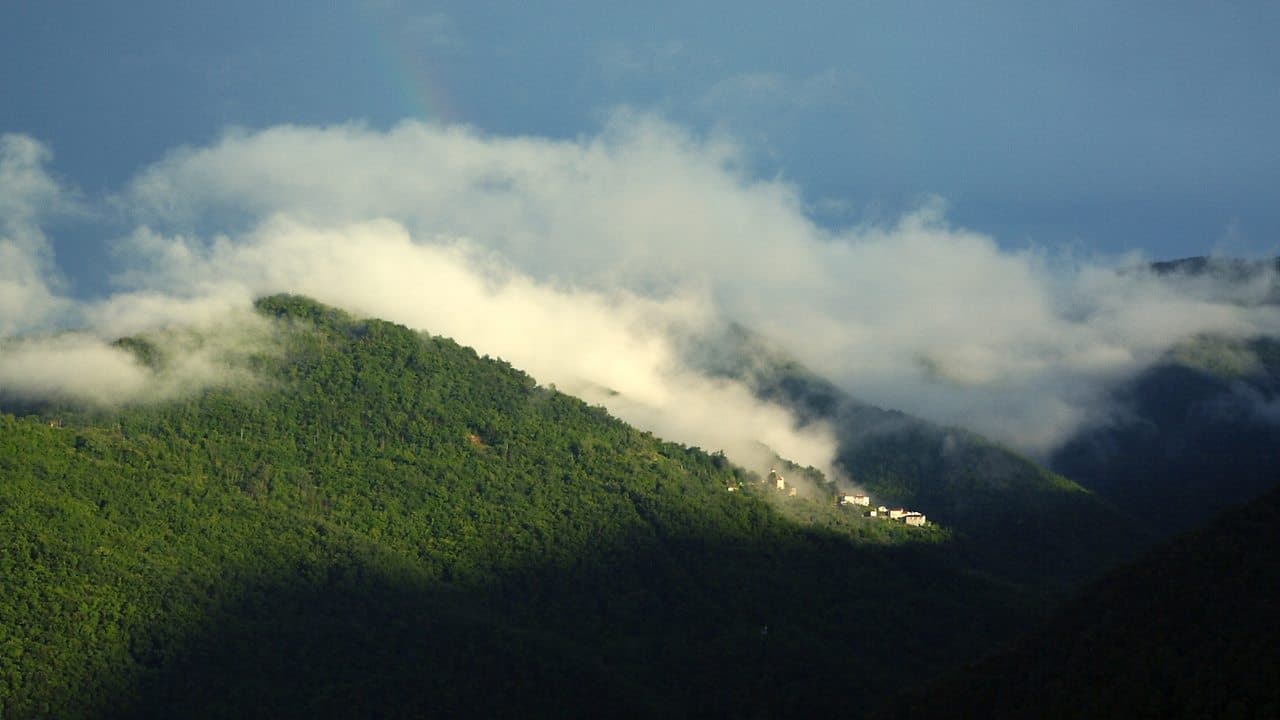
(2, 295, 1049, 718)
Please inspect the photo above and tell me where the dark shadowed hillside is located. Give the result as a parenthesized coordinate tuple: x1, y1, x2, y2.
(884, 481, 1280, 720)
(1054, 335, 1280, 537)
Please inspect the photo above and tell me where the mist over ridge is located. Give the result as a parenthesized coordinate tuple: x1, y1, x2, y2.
(3, 115, 1278, 473)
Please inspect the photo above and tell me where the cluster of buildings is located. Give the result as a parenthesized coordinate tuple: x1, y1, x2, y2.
(863, 503, 927, 526)
(748, 470, 928, 527)
(839, 492, 926, 525)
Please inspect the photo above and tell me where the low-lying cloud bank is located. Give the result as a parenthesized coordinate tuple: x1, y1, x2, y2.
(0, 309, 272, 408)
(2, 116, 1277, 476)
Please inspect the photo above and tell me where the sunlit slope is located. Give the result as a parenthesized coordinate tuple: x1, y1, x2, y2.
(1, 295, 1037, 719)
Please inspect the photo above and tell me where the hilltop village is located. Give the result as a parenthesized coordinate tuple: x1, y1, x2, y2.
(729, 468, 929, 527)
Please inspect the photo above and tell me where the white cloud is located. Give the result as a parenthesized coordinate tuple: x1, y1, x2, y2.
(0, 134, 75, 335)
(4, 114, 1279, 470)
(0, 334, 150, 407)
(107, 216, 845, 481)
(0, 308, 273, 408)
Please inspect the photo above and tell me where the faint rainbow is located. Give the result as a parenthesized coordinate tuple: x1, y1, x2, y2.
(356, 6, 460, 125)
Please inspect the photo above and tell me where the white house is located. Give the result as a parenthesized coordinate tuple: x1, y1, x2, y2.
(840, 494, 871, 506)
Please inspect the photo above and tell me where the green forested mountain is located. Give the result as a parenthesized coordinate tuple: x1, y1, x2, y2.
(1, 295, 1042, 719)
(689, 324, 1151, 590)
(884, 479, 1280, 720)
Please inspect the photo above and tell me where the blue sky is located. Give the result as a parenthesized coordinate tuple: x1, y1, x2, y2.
(5, 0, 1278, 274)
